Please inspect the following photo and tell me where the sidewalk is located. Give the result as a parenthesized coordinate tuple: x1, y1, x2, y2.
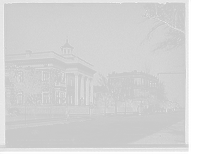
(131, 120, 185, 144)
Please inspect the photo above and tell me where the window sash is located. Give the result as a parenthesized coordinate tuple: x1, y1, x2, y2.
(56, 92, 59, 104)
(71, 78, 73, 86)
(17, 71, 23, 82)
(63, 73, 65, 82)
(42, 91, 49, 104)
(42, 70, 49, 81)
(60, 93, 65, 104)
(17, 92, 23, 105)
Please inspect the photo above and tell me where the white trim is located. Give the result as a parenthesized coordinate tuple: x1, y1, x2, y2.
(17, 71, 24, 82)
(61, 72, 66, 83)
(70, 78, 73, 87)
(55, 91, 60, 105)
(42, 69, 49, 82)
(60, 91, 66, 105)
(17, 91, 24, 105)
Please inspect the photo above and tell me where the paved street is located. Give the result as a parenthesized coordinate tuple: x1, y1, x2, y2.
(6, 112, 185, 148)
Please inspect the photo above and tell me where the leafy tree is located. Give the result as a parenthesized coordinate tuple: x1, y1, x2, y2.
(141, 3, 185, 52)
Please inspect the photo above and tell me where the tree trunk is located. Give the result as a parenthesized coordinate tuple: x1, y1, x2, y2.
(51, 104, 53, 118)
(115, 100, 117, 115)
(104, 101, 107, 117)
(24, 104, 26, 124)
(124, 100, 126, 116)
(34, 104, 36, 119)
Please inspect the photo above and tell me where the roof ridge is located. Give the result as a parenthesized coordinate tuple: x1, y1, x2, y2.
(7, 51, 55, 56)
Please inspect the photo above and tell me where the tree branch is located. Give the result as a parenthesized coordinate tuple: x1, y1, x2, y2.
(164, 7, 174, 26)
(172, 5, 176, 27)
(144, 15, 185, 34)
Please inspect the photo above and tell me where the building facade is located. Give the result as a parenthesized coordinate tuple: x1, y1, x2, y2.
(107, 70, 159, 113)
(5, 40, 96, 114)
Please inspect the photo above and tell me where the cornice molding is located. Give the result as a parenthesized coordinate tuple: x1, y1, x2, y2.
(5, 58, 96, 74)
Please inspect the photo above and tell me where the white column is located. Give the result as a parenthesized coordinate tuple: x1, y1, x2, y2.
(80, 75, 84, 105)
(90, 79, 93, 104)
(86, 77, 90, 105)
(65, 73, 69, 104)
(75, 73, 79, 105)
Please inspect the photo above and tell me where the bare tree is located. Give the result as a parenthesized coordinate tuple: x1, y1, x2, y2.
(143, 3, 185, 50)
(156, 82, 166, 101)
(109, 79, 122, 116)
(95, 73, 111, 111)
(144, 62, 152, 74)
(121, 78, 130, 115)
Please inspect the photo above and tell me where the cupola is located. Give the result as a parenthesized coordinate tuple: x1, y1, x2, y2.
(61, 39, 74, 56)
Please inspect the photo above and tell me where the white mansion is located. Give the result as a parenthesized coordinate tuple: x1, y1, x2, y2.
(5, 40, 96, 105)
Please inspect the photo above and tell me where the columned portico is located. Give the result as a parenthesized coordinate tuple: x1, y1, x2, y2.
(86, 77, 90, 105)
(80, 74, 85, 105)
(90, 79, 93, 104)
(65, 73, 69, 105)
(75, 73, 94, 106)
(74, 73, 79, 105)
(5, 39, 96, 118)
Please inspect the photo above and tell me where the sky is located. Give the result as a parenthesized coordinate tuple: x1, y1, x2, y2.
(4, 3, 186, 106)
